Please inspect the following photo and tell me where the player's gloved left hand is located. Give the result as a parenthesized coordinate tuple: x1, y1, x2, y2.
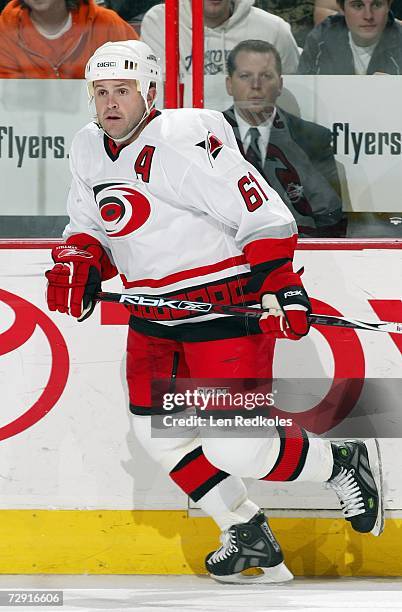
(45, 243, 102, 321)
(258, 291, 310, 340)
(246, 263, 311, 340)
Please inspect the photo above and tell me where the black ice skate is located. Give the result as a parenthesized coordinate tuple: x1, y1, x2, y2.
(205, 510, 293, 584)
(328, 439, 384, 536)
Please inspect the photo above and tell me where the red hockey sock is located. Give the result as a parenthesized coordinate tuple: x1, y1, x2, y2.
(260, 421, 309, 482)
(169, 445, 230, 502)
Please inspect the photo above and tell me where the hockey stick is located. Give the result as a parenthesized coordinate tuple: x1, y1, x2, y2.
(95, 291, 402, 334)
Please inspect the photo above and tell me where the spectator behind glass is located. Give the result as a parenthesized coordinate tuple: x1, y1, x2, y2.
(314, 0, 402, 21)
(103, 0, 161, 23)
(392, 0, 402, 17)
(0, 0, 137, 78)
(224, 39, 346, 237)
(141, 0, 300, 110)
(314, 0, 339, 23)
(255, 0, 315, 48)
(299, 0, 402, 74)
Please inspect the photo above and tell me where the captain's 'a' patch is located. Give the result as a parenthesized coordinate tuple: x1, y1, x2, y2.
(196, 131, 224, 166)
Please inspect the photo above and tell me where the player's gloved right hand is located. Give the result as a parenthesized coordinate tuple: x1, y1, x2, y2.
(45, 237, 108, 321)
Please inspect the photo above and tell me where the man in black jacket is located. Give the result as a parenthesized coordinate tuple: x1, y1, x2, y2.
(224, 39, 346, 237)
(104, 0, 160, 23)
(298, 0, 402, 74)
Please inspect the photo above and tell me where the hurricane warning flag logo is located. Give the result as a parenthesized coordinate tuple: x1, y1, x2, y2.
(93, 182, 151, 238)
(196, 131, 224, 165)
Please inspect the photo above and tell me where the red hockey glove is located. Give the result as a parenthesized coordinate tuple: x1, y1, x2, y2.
(246, 262, 311, 340)
(45, 235, 116, 321)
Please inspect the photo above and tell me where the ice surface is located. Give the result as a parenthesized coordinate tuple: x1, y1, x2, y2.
(0, 575, 401, 612)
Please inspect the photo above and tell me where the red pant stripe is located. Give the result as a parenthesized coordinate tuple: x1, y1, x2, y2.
(170, 446, 229, 501)
(261, 422, 309, 482)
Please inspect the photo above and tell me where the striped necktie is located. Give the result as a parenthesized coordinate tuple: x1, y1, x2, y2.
(245, 127, 262, 171)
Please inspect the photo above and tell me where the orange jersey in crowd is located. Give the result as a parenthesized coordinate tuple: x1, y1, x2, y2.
(0, 0, 138, 78)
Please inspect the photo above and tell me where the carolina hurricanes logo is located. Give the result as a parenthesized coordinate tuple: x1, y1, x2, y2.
(196, 131, 224, 166)
(93, 182, 151, 238)
(0, 289, 69, 441)
(267, 144, 312, 216)
(286, 182, 305, 204)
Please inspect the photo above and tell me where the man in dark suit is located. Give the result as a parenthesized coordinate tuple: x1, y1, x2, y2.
(224, 39, 346, 237)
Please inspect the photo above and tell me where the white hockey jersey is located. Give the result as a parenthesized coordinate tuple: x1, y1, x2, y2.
(64, 107, 297, 341)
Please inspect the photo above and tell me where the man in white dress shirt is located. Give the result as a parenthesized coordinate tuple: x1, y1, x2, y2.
(224, 39, 346, 236)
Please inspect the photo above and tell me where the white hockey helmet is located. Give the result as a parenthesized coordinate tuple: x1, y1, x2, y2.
(85, 40, 161, 109)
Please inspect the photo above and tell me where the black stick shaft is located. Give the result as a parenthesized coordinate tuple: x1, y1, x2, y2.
(95, 291, 402, 334)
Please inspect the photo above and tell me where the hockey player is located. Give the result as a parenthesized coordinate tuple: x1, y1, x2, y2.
(45, 40, 384, 584)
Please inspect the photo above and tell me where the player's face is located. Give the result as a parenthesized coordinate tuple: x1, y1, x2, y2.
(94, 80, 154, 141)
(341, 0, 390, 46)
(226, 51, 283, 125)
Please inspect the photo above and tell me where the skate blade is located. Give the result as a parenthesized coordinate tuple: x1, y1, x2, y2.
(364, 438, 385, 536)
(209, 561, 294, 584)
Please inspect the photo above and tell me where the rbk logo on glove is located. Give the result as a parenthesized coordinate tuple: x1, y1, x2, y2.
(283, 289, 303, 299)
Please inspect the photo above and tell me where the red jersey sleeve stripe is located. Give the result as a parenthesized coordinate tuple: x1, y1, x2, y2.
(243, 236, 298, 267)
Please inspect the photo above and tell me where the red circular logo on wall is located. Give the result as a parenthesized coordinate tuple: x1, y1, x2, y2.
(0, 289, 69, 440)
(274, 298, 365, 434)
